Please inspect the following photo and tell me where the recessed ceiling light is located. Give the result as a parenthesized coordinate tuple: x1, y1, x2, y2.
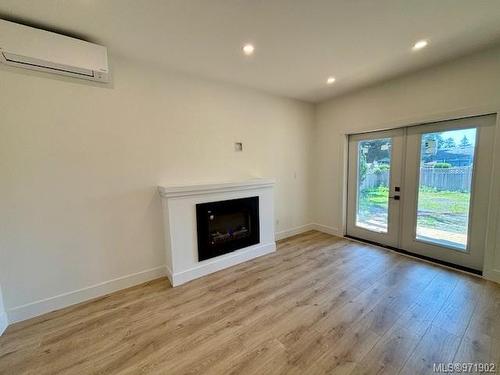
(326, 76, 336, 85)
(242, 44, 255, 56)
(412, 40, 428, 51)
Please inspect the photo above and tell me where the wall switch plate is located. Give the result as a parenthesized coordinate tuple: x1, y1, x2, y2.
(234, 142, 243, 151)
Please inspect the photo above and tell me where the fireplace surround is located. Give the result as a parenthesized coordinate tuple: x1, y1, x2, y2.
(158, 179, 275, 286)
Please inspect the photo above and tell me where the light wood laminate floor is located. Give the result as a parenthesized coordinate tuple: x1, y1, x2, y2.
(1, 231, 500, 374)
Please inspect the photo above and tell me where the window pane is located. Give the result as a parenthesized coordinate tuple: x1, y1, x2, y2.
(356, 138, 391, 233)
(416, 128, 476, 250)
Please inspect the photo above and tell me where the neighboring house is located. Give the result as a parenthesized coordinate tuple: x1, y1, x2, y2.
(423, 146, 474, 166)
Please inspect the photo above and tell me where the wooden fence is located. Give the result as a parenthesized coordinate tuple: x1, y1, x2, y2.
(362, 171, 390, 190)
(361, 166, 473, 192)
(419, 166, 472, 192)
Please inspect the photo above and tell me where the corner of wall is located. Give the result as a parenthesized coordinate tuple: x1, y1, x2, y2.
(275, 224, 316, 240)
(0, 312, 7, 336)
(309, 100, 322, 228)
(0, 285, 8, 336)
(311, 223, 342, 237)
(484, 269, 500, 284)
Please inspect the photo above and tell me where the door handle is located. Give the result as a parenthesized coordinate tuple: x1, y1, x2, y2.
(389, 195, 400, 200)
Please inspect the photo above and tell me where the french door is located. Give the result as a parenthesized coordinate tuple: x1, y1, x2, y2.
(346, 129, 404, 247)
(346, 114, 496, 271)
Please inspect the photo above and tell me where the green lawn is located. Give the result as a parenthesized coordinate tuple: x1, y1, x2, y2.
(417, 187, 470, 215)
(358, 186, 470, 234)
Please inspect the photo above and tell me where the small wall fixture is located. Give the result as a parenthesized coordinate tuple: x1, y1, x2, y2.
(234, 142, 243, 151)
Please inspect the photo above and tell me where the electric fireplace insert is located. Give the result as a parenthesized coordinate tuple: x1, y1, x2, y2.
(196, 196, 260, 261)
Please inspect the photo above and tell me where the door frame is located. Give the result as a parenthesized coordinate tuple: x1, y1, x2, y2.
(337, 105, 500, 280)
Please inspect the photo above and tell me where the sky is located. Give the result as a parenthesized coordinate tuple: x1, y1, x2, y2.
(440, 128, 477, 145)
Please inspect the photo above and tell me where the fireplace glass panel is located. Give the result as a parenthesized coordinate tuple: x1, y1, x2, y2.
(196, 196, 260, 261)
(208, 211, 250, 245)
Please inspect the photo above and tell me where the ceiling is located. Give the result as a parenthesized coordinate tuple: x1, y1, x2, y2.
(1, 0, 500, 102)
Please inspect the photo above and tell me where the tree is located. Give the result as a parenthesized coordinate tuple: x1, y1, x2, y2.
(459, 135, 471, 148)
(435, 134, 445, 148)
(363, 139, 390, 164)
(420, 134, 443, 161)
(358, 149, 367, 183)
(444, 137, 456, 149)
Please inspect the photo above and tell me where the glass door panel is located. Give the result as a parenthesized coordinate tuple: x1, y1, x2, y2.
(346, 129, 404, 248)
(416, 128, 477, 250)
(401, 115, 496, 271)
(356, 138, 392, 233)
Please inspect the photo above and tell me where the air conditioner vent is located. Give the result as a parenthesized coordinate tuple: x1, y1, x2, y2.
(2, 52, 95, 78)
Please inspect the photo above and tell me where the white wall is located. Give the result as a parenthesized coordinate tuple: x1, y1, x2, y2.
(313, 45, 500, 280)
(0, 55, 314, 322)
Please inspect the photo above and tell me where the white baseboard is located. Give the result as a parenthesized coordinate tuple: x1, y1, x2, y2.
(170, 242, 276, 286)
(275, 224, 316, 240)
(484, 269, 500, 284)
(274, 223, 341, 241)
(0, 311, 7, 336)
(311, 223, 342, 237)
(165, 264, 174, 287)
(7, 266, 167, 324)
(5, 224, 339, 325)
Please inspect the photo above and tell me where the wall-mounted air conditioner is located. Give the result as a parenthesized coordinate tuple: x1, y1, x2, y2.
(0, 19, 109, 82)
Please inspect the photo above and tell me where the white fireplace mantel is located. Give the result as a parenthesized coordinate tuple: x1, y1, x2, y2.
(158, 178, 276, 286)
(158, 178, 275, 198)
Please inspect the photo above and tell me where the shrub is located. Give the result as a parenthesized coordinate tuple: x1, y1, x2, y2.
(372, 164, 390, 175)
(434, 162, 451, 168)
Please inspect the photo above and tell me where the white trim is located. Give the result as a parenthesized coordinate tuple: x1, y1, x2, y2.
(6, 266, 166, 324)
(274, 223, 341, 241)
(169, 242, 276, 286)
(311, 223, 342, 237)
(275, 224, 315, 240)
(158, 178, 275, 198)
(340, 135, 349, 237)
(0, 312, 7, 335)
(275, 223, 344, 241)
(483, 113, 500, 284)
(338, 105, 498, 136)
